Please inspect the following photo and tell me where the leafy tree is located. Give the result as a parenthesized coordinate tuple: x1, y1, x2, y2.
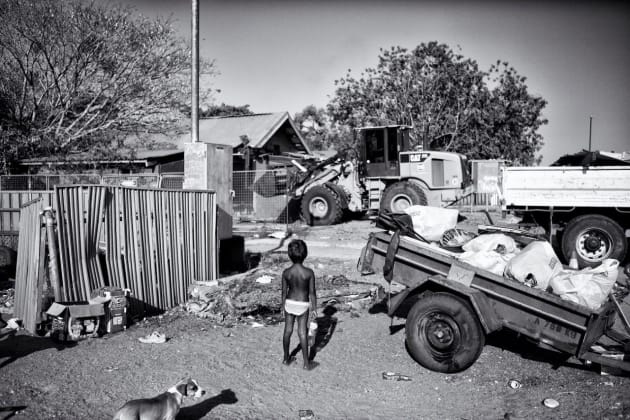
(200, 103, 254, 118)
(327, 42, 547, 165)
(293, 105, 329, 151)
(0, 0, 216, 171)
(293, 105, 353, 153)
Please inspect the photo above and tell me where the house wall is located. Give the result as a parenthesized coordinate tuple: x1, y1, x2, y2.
(261, 122, 301, 155)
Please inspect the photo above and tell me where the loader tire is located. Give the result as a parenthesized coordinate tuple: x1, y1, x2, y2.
(301, 185, 343, 226)
(561, 214, 626, 268)
(380, 181, 428, 213)
(406, 293, 485, 373)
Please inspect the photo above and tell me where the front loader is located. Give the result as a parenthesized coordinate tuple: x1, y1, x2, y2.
(293, 125, 472, 226)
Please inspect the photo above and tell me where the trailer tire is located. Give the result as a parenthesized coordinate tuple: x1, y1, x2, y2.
(561, 214, 626, 268)
(380, 181, 428, 213)
(405, 292, 484, 373)
(301, 185, 343, 226)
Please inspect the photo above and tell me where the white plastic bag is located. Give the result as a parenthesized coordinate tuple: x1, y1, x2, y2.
(504, 241, 562, 291)
(462, 233, 518, 254)
(458, 250, 517, 276)
(403, 205, 459, 242)
(404, 206, 459, 242)
(549, 259, 619, 310)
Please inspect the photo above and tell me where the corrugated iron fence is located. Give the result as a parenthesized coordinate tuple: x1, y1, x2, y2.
(13, 198, 48, 332)
(14, 186, 217, 325)
(56, 186, 217, 312)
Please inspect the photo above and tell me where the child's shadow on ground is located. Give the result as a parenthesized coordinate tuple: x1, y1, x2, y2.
(177, 389, 237, 419)
(290, 306, 338, 363)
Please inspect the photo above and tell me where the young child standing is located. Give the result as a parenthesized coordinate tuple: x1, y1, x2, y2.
(281, 239, 317, 369)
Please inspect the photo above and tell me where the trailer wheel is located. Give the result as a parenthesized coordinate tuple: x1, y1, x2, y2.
(380, 181, 427, 213)
(406, 293, 484, 373)
(301, 185, 343, 226)
(561, 214, 626, 268)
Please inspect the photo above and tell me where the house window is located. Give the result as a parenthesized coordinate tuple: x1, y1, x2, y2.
(273, 144, 281, 155)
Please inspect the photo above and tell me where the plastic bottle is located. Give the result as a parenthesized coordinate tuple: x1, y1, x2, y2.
(308, 321, 318, 347)
(569, 250, 579, 270)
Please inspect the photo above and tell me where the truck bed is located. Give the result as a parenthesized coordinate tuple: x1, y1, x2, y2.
(502, 166, 630, 208)
(363, 231, 618, 357)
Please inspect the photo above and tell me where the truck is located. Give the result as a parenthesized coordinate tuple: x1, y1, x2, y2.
(293, 125, 472, 226)
(501, 151, 630, 268)
(358, 229, 630, 374)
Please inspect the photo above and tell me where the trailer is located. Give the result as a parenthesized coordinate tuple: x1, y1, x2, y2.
(358, 230, 630, 374)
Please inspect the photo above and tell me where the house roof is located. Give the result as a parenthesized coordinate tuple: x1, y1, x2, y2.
(18, 112, 310, 166)
(197, 112, 309, 152)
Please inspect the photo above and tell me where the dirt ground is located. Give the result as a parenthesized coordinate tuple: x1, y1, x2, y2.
(1, 212, 630, 420)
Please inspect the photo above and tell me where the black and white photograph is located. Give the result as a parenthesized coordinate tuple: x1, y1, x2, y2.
(1, 0, 629, 418)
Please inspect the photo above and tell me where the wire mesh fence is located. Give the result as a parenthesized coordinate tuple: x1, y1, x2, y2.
(0, 170, 292, 223)
(0, 174, 101, 191)
(101, 174, 160, 188)
(232, 169, 290, 223)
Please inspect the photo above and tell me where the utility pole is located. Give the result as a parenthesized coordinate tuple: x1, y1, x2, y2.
(588, 115, 593, 152)
(191, 0, 199, 143)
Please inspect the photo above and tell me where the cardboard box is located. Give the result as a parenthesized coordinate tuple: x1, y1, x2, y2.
(46, 302, 104, 341)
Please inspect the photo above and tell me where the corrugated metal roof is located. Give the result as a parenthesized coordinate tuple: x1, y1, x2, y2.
(17, 112, 310, 166)
(197, 112, 307, 150)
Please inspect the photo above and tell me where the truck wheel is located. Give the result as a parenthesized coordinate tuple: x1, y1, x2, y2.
(380, 181, 427, 213)
(405, 293, 485, 373)
(301, 185, 343, 226)
(561, 214, 626, 268)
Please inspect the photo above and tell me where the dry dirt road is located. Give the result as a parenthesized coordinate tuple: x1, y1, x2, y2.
(1, 216, 629, 419)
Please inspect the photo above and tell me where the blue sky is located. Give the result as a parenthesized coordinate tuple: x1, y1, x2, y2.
(110, 0, 630, 164)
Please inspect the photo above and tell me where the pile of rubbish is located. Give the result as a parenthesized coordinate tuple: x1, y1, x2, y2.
(388, 205, 629, 311)
(184, 254, 382, 325)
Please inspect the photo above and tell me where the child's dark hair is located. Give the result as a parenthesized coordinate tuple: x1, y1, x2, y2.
(288, 239, 307, 263)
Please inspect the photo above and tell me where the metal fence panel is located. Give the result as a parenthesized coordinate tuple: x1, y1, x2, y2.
(53, 186, 217, 314)
(13, 198, 46, 332)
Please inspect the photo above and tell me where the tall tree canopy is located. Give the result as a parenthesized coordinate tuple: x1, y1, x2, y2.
(293, 105, 353, 153)
(200, 103, 254, 118)
(327, 42, 547, 165)
(0, 0, 215, 171)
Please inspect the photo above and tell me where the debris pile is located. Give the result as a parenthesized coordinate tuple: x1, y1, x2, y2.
(184, 254, 382, 325)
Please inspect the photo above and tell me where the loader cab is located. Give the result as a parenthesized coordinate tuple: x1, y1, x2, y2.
(359, 126, 411, 178)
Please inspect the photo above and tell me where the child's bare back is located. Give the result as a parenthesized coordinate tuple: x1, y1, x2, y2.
(283, 264, 314, 302)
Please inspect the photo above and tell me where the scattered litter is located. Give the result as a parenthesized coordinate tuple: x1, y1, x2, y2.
(603, 381, 614, 387)
(508, 380, 522, 389)
(255, 275, 273, 284)
(104, 367, 119, 372)
(269, 231, 287, 239)
(543, 398, 559, 408)
(250, 322, 265, 328)
(382, 372, 412, 381)
(298, 409, 315, 420)
(138, 331, 166, 344)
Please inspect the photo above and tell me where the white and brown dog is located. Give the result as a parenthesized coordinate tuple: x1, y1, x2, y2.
(113, 378, 205, 420)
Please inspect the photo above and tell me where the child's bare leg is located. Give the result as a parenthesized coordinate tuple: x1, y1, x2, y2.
(297, 312, 310, 369)
(283, 313, 295, 364)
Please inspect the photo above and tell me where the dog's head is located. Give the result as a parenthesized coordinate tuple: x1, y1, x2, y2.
(175, 378, 206, 399)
